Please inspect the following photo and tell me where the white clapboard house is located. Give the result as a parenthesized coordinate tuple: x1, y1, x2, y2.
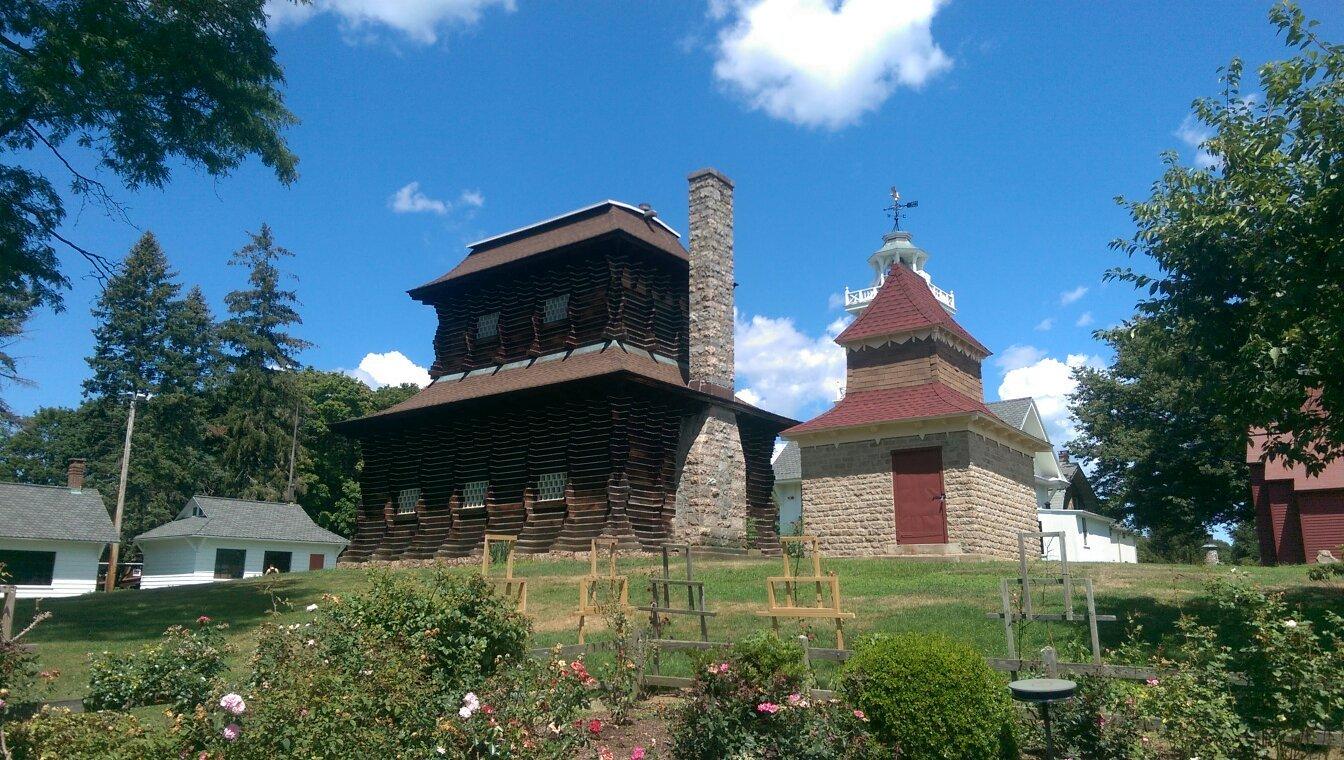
(0, 460, 116, 598)
(135, 496, 347, 589)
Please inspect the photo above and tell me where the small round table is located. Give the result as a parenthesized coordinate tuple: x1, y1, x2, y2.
(1008, 678, 1077, 760)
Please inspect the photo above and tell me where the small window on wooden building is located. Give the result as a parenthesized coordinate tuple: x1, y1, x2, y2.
(0, 549, 56, 586)
(396, 487, 421, 515)
(462, 480, 489, 508)
(262, 550, 292, 573)
(476, 312, 500, 339)
(213, 548, 246, 580)
(537, 471, 567, 502)
(542, 294, 569, 324)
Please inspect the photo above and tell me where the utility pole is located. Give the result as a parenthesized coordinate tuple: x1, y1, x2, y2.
(105, 391, 147, 592)
(284, 395, 301, 503)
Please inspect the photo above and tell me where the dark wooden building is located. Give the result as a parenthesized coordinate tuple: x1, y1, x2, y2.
(1249, 429, 1344, 564)
(336, 170, 793, 561)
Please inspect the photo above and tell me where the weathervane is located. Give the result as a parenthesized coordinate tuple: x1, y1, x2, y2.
(886, 186, 919, 231)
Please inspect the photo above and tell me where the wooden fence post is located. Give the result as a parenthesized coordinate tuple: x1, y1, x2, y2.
(1, 585, 15, 641)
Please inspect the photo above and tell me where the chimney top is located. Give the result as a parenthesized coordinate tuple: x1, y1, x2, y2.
(688, 167, 734, 189)
(68, 458, 86, 492)
(1058, 450, 1070, 464)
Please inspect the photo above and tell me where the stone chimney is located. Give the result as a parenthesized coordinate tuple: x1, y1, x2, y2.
(67, 458, 86, 491)
(687, 168, 735, 393)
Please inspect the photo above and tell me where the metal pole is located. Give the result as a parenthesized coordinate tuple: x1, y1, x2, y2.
(1041, 702, 1055, 760)
(105, 393, 139, 592)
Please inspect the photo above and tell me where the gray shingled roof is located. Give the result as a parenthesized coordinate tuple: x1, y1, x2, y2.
(987, 397, 1034, 430)
(1060, 461, 1079, 480)
(135, 496, 347, 545)
(773, 440, 801, 482)
(0, 482, 117, 543)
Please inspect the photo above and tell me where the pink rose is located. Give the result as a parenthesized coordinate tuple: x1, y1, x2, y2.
(222, 723, 241, 742)
(718, 663, 730, 673)
(196, 615, 211, 625)
(854, 709, 866, 720)
(219, 693, 246, 716)
(631, 748, 646, 760)
(756, 702, 781, 715)
(1145, 678, 1160, 687)
(587, 718, 603, 735)
(787, 693, 803, 705)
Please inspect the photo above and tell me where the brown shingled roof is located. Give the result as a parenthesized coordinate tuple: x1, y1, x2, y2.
(835, 264, 989, 356)
(409, 202, 687, 297)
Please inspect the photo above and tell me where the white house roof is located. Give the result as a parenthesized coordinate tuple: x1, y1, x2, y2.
(135, 496, 348, 545)
(0, 481, 117, 543)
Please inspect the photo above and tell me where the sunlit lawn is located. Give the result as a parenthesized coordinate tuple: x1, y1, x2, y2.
(15, 555, 1339, 702)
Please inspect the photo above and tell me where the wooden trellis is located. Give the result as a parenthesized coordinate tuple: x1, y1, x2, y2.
(575, 538, 632, 644)
(754, 536, 855, 649)
(639, 542, 716, 643)
(481, 533, 528, 613)
(986, 531, 1116, 664)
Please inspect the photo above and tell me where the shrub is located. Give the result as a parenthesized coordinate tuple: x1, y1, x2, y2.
(838, 633, 1016, 759)
(670, 634, 881, 760)
(3, 707, 176, 759)
(1051, 676, 1157, 760)
(85, 618, 231, 712)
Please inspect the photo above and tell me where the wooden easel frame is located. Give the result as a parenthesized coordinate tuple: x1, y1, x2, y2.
(481, 533, 528, 613)
(639, 542, 716, 646)
(575, 538, 631, 644)
(754, 535, 855, 648)
(986, 531, 1115, 664)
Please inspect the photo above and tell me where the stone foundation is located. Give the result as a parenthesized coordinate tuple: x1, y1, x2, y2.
(673, 405, 747, 548)
(798, 429, 1037, 558)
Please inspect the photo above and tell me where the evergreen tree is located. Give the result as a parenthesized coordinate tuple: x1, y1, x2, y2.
(84, 232, 180, 398)
(218, 224, 311, 500)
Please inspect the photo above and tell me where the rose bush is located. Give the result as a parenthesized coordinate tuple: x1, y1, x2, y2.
(85, 618, 231, 712)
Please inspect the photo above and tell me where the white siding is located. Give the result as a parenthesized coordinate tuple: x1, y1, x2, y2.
(0, 538, 105, 598)
(1037, 510, 1138, 564)
(774, 480, 803, 534)
(139, 538, 342, 589)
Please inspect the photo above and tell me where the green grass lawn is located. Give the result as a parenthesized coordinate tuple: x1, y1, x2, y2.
(13, 556, 1340, 702)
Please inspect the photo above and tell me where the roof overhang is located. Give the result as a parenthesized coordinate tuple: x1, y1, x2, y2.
(784, 409, 1050, 454)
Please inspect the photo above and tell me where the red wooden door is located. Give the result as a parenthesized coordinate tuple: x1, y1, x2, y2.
(308, 553, 325, 571)
(892, 448, 947, 544)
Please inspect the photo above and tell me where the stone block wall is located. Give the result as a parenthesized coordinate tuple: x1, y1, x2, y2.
(673, 405, 747, 547)
(797, 428, 1037, 558)
(687, 168, 735, 390)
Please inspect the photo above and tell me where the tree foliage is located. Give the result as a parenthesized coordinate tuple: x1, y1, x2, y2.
(1108, 2, 1344, 471)
(0, 0, 298, 416)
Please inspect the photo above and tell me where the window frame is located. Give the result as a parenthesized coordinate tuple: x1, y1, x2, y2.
(536, 471, 567, 502)
(396, 487, 421, 515)
(541, 293, 570, 324)
(462, 479, 489, 509)
(213, 548, 247, 580)
(0, 549, 57, 586)
(476, 311, 501, 340)
(262, 550, 293, 574)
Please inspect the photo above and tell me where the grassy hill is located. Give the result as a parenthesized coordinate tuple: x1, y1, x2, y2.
(14, 556, 1339, 702)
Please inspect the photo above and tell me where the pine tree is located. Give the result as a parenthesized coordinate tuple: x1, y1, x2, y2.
(84, 232, 180, 399)
(218, 224, 311, 500)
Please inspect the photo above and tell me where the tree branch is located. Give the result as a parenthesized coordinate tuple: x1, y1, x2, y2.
(46, 228, 117, 287)
(25, 124, 132, 226)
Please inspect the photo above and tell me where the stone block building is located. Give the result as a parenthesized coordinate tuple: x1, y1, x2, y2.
(783, 233, 1047, 559)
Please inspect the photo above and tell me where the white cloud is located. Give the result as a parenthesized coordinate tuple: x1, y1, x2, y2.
(997, 352, 1105, 444)
(1059, 285, 1088, 306)
(458, 189, 485, 208)
(1034, 318, 1053, 332)
(1176, 114, 1220, 170)
(735, 312, 849, 419)
(711, 0, 951, 129)
(389, 181, 449, 215)
(266, 0, 514, 44)
(994, 344, 1047, 372)
(1075, 311, 1094, 328)
(346, 351, 431, 389)
(827, 292, 845, 311)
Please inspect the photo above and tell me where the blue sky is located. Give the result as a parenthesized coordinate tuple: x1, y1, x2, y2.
(13, 0, 1343, 445)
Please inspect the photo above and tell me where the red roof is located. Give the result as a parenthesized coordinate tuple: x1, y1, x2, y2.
(834, 265, 989, 356)
(782, 382, 998, 437)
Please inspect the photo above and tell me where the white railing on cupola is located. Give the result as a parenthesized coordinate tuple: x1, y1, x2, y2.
(843, 279, 956, 314)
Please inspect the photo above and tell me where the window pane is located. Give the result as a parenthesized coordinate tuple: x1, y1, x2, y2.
(537, 471, 567, 501)
(0, 550, 56, 586)
(542, 294, 569, 324)
(462, 480, 489, 508)
(476, 312, 500, 339)
(396, 487, 421, 515)
(213, 549, 246, 580)
(262, 551, 292, 573)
